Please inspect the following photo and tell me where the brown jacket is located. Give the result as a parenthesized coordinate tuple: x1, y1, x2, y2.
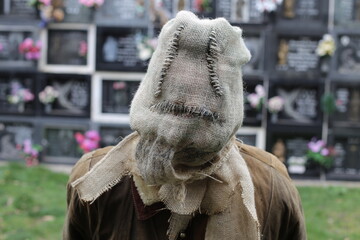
(64, 142, 306, 240)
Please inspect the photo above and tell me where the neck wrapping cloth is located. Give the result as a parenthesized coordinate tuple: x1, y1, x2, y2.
(71, 132, 260, 240)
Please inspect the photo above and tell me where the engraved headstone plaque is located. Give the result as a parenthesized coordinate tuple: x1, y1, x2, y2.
(97, 27, 148, 71)
(334, 0, 360, 26)
(334, 86, 360, 123)
(332, 135, 360, 175)
(236, 133, 257, 147)
(281, 0, 320, 20)
(243, 35, 263, 74)
(285, 137, 308, 174)
(276, 87, 318, 124)
(101, 80, 140, 114)
(0, 76, 35, 114)
(63, 0, 93, 22)
(42, 75, 90, 117)
(47, 29, 87, 66)
(216, 0, 263, 23)
(1, 0, 36, 17)
(0, 122, 34, 161)
(276, 37, 319, 72)
(95, 0, 148, 26)
(337, 35, 360, 75)
(43, 127, 83, 161)
(99, 126, 133, 147)
(0, 30, 36, 68)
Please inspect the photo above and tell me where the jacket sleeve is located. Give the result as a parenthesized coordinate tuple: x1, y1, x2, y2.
(263, 170, 307, 240)
(63, 184, 96, 240)
(63, 152, 95, 240)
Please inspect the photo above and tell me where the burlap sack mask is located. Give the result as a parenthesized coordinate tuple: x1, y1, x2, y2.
(130, 11, 251, 186)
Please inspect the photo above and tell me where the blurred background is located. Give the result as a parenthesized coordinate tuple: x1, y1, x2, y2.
(0, 0, 360, 239)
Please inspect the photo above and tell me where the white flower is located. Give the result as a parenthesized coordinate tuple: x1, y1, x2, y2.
(316, 34, 336, 57)
(268, 96, 284, 113)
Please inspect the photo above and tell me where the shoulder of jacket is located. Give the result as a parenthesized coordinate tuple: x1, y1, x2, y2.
(68, 146, 114, 183)
(236, 141, 290, 179)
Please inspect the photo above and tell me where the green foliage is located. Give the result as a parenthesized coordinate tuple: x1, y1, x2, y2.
(321, 93, 336, 115)
(306, 150, 333, 169)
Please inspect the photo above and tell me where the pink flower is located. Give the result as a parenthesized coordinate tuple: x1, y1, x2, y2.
(247, 93, 261, 108)
(78, 40, 88, 57)
(113, 81, 127, 90)
(255, 84, 266, 98)
(39, 0, 52, 6)
(85, 130, 100, 141)
(95, 0, 104, 6)
(74, 132, 85, 143)
(81, 139, 98, 153)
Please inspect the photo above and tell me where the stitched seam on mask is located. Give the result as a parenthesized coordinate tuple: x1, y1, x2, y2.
(150, 100, 223, 123)
(155, 24, 185, 98)
(207, 30, 223, 97)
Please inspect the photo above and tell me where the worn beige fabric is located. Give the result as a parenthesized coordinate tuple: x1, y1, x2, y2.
(71, 11, 259, 240)
(130, 10, 251, 186)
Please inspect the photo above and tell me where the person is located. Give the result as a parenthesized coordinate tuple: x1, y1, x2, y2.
(63, 11, 306, 240)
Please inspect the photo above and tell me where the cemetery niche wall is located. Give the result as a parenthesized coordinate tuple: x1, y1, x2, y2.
(0, 0, 359, 180)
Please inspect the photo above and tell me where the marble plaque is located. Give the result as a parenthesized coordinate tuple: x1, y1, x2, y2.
(0, 122, 34, 161)
(216, 0, 263, 23)
(97, 28, 148, 71)
(337, 35, 360, 75)
(44, 127, 83, 159)
(276, 87, 318, 124)
(0, 76, 35, 114)
(42, 76, 90, 116)
(276, 37, 319, 72)
(334, 86, 360, 123)
(99, 126, 133, 147)
(101, 80, 140, 114)
(47, 29, 87, 66)
(95, 0, 147, 25)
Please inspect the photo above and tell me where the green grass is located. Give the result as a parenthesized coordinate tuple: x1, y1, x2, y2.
(298, 186, 360, 240)
(0, 163, 68, 240)
(1, 163, 360, 239)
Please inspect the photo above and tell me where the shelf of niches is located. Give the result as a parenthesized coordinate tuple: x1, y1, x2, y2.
(272, 0, 329, 33)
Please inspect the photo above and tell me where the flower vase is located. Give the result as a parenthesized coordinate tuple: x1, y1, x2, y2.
(271, 113, 278, 123)
(319, 167, 327, 181)
(17, 102, 25, 113)
(320, 57, 330, 75)
(45, 103, 52, 113)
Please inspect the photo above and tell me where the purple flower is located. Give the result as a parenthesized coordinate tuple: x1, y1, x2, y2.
(308, 138, 325, 153)
(321, 148, 329, 156)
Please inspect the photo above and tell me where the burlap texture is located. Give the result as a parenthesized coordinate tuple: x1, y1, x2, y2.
(130, 10, 251, 186)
